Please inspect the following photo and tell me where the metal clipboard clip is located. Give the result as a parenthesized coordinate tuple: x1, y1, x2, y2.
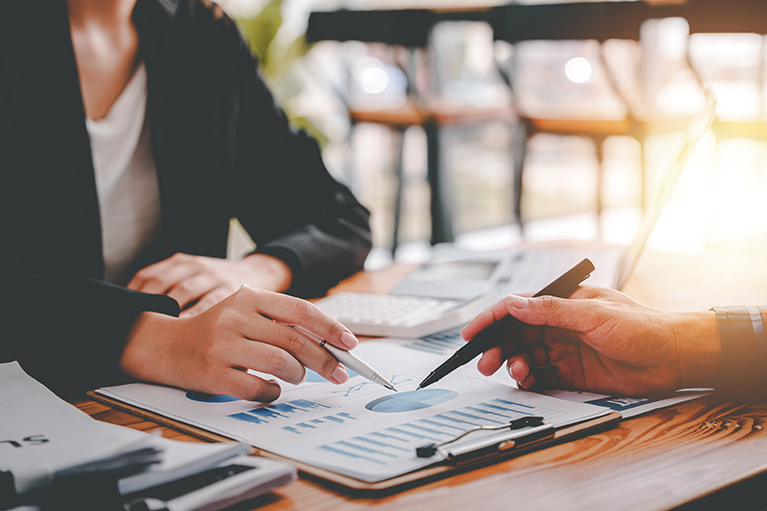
(415, 416, 554, 462)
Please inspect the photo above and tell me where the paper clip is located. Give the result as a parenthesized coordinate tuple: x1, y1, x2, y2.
(415, 416, 553, 460)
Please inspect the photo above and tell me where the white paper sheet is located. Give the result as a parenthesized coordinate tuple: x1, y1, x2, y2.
(0, 362, 257, 498)
(98, 340, 610, 483)
(0, 362, 160, 494)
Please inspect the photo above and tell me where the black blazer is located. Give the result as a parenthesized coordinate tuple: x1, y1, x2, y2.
(0, 0, 372, 395)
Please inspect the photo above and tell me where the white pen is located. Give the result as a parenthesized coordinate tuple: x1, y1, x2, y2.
(283, 323, 397, 392)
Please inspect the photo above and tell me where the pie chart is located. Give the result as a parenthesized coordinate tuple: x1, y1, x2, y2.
(185, 392, 240, 403)
(365, 389, 458, 413)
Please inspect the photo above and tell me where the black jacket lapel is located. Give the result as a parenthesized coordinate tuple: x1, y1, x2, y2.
(2, 0, 104, 277)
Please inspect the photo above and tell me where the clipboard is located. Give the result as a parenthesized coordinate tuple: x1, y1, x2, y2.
(88, 390, 621, 493)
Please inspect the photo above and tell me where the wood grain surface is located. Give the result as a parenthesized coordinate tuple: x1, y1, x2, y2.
(72, 248, 767, 511)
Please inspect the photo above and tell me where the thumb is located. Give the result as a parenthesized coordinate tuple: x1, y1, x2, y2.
(503, 294, 598, 333)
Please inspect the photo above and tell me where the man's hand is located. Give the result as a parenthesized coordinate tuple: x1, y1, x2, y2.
(120, 286, 359, 402)
(462, 286, 721, 396)
(127, 253, 292, 317)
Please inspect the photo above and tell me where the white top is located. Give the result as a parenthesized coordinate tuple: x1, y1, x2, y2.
(86, 62, 161, 285)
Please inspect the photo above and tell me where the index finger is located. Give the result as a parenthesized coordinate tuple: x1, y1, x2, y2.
(461, 299, 513, 341)
(241, 288, 359, 350)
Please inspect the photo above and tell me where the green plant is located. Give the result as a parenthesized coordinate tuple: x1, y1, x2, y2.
(235, 0, 328, 147)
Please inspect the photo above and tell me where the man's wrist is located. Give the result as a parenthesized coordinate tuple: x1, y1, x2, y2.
(676, 311, 722, 388)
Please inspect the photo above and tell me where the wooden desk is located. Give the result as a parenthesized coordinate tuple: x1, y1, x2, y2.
(72, 249, 767, 510)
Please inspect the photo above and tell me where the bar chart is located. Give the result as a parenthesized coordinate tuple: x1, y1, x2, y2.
(315, 397, 568, 468)
(403, 328, 464, 356)
(228, 398, 366, 435)
(228, 399, 334, 424)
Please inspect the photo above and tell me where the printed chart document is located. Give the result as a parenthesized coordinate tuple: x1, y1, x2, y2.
(98, 340, 611, 483)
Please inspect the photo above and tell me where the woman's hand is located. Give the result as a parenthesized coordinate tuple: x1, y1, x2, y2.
(127, 253, 292, 317)
(462, 286, 721, 396)
(119, 286, 358, 402)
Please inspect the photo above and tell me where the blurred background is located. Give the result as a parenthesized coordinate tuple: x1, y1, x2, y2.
(219, 0, 767, 270)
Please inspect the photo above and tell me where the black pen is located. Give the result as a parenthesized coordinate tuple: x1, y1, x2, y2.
(417, 258, 595, 390)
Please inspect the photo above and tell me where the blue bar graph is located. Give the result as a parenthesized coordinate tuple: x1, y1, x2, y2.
(494, 399, 534, 410)
(338, 441, 397, 458)
(314, 394, 575, 468)
(371, 431, 409, 443)
(278, 412, 363, 434)
(452, 410, 504, 424)
(318, 445, 386, 465)
(355, 436, 410, 452)
(403, 328, 464, 355)
(484, 402, 529, 415)
(388, 427, 431, 440)
(403, 423, 452, 437)
(436, 413, 476, 426)
(228, 412, 267, 424)
(228, 398, 333, 425)
(420, 418, 464, 431)
(465, 405, 511, 420)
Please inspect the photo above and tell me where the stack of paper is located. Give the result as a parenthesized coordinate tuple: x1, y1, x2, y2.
(0, 362, 295, 511)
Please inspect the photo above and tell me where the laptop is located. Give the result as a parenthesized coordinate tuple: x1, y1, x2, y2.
(391, 90, 717, 300)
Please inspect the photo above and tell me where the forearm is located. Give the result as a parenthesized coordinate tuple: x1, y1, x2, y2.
(255, 209, 371, 298)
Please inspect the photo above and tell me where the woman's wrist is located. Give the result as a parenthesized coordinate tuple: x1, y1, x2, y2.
(240, 254, 293, 293)
(675, 311, 722, 389)
(120, 311, 182, 385)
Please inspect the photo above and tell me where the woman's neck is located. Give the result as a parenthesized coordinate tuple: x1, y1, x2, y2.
(66, 0, 141, 120)
(65, 0, 138, 28)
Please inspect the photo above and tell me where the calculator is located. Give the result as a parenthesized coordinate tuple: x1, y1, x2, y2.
(314, 292, 498, 338)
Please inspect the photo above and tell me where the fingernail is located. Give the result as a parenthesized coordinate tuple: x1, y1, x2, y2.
(522, 374, 536, 390)
(340, 331, 358, 349)
(298, 372, 307, 384)
(507, 294, 529, 309)
(332, 366, 349, 384)
(508, 361, 516, 379)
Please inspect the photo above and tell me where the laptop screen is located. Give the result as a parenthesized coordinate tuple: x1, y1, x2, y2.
(615, 89, 717, 289)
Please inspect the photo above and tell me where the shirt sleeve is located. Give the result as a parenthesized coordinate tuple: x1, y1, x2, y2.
(0, 236, 180, 396)
(215, 8, 372, 298)
(711, 305, 767, 397)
